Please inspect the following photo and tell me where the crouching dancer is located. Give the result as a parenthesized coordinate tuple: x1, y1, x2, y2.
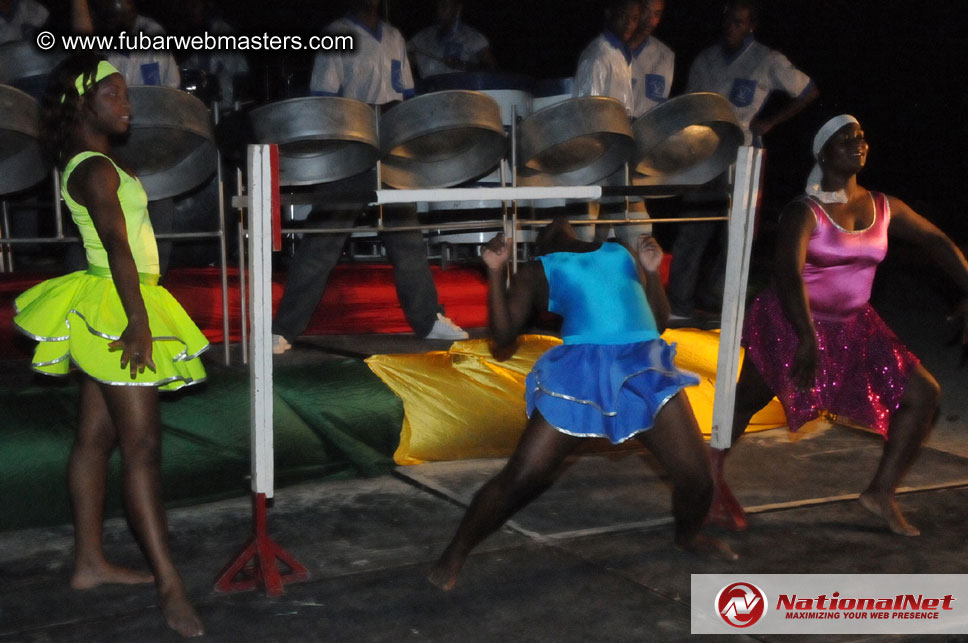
(429, 220, 736, 591)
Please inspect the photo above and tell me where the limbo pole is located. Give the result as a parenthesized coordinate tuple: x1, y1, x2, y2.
(710, 145, 764, 450)
(216, 144, 308, 596)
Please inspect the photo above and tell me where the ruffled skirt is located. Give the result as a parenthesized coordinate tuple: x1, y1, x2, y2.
(13, 271, 208, 390)
(742, 287, 919, 436)
(525, 339, 699, 444)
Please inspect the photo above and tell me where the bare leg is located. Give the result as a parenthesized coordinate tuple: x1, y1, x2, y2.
(706, 358, 775, 531)
(637, 393, 737, 560)
(859, 365, 939, 537)
(69, 375, 154, 589)
(99, 383, 204, 637)
(428, 411, 581, 591)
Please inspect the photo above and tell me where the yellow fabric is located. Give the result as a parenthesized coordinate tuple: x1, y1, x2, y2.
(366, 331, 787, 465)
(61, 151, 159, 275)
(14, 271, 209, 390)
(75, 61, 121, 96)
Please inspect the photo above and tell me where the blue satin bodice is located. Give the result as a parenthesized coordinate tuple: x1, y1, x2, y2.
(539, 242, 659, 345)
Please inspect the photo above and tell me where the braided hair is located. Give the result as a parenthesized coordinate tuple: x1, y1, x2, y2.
(40, 52, 110, 170)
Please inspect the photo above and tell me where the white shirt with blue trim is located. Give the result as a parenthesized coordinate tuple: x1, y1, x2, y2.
(105, 15, 180, 89)
(630, 35, 674, 118)
(687, 37, 812, 144)
(573, 30, 634, 116)
(310, 15, 415, 104)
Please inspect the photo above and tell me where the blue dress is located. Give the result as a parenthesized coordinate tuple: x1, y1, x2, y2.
(525, 242, 698, 443)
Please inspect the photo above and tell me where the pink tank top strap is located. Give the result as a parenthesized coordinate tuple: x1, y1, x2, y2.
(870, 191, 890, 229)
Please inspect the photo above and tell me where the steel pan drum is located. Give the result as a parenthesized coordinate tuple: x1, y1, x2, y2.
(380, 90, 506, 189)
(0, 41, 64, 99)
(419, 72, 533, 128)
(516, 96, 634, 187)
(0, 85, 48, 195)
(250, 97, 379, 186)
(111, 86, 217, 200)
(632, 92, 743, 185)
(417, 74, 531, 213)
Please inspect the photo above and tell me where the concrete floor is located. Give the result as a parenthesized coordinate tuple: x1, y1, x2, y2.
(1, 421, 967, 642)
(2, 259, 967, 641)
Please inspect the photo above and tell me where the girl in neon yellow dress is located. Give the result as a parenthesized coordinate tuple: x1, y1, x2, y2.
(14, 54, 205, 637)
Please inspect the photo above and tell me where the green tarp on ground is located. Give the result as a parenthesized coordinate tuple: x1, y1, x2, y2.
(0, 360, 404, 531)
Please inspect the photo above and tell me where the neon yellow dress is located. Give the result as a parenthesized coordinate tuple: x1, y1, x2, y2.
(13, 151, 208, 390)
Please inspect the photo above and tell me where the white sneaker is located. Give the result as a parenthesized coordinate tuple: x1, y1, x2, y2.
(424, 313, 469, 340)
(272, 334, 292, 354)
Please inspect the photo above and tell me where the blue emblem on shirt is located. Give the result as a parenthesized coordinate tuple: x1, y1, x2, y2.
(645, 74, 666, 101)
(729, 78, 757, 107)
(140, 62, 161, 86)
(391, 59, 405, 92)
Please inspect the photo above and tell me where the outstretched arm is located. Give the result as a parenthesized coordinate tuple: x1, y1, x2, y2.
(774, 200, 819, 388)
(888, 197, 968, 343)
(482, 233, 544, 350)
(70, 158, 156, 378)
(751, 83, 819, 138)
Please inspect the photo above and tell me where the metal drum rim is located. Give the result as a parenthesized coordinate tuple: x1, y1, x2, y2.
(127, 86, 215, 141)
(379, 89, 505, 153)
(632, 92, 743, 180)
(516, 96, 634, 169)
(249, 95, 377, 120)
(0, 84, 41, 138)
(632, 92, 740, 143)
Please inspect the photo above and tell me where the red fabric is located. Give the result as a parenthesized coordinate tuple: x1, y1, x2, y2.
(1, 264, 489, 354)
(2, 254, 669, 356)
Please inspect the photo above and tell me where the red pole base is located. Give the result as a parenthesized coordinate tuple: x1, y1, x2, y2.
(214, 492, 310, 596)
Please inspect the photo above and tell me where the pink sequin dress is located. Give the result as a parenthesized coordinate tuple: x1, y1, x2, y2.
(742, 191, 919, 436)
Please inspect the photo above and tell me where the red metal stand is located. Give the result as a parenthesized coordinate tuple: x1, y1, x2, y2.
(214, 492, 309, 595)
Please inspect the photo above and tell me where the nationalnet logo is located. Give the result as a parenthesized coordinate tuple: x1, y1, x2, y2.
(716, 582, 768, 627)
(776, 591, 954, 621)
(693, 575, 968, 634)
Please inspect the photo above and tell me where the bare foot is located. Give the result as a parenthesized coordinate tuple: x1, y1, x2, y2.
(160, 588, 205, 638)
(859, 491, 920, 537)
(704, 481, 748, 532)
(676, 534, 739, 561)
(71, 562, 154, 589)
(427, 555, 462, 592)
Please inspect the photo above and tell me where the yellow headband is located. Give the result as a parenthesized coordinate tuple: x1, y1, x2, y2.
(61, 60, 121, 103)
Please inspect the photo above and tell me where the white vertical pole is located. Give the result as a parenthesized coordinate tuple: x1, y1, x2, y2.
(216, 155, 232, 366)
(247, 144, 274, 498)
(710, 145, 764, 450)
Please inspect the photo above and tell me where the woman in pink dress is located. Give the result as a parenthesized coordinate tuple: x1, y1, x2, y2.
(708, 115, 968, 536)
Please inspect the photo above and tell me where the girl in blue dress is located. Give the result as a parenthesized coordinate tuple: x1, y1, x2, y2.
(429, 219, 735, 591)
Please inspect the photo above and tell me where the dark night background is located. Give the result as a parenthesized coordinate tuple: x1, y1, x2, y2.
(43, 0, 968, 241)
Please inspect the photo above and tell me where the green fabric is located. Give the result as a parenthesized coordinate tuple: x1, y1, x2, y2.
(0, 359, 404, 530)
(61, 151, 159, 275)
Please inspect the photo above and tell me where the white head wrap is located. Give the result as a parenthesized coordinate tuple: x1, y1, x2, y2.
(804, 114, 860, 204)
